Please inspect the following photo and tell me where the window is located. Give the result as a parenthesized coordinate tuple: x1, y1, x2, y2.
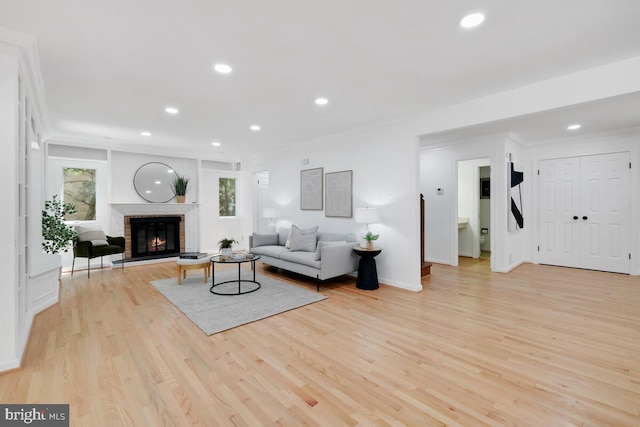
(219, 177, 236, 217)
(63, 167, 96, 221)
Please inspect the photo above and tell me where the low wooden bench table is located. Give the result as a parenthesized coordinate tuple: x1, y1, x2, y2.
(177, 258, 211, 285)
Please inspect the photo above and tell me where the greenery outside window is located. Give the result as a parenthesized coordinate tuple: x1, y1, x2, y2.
(219, 177, 237, 217)
(64, 167, 97, 221)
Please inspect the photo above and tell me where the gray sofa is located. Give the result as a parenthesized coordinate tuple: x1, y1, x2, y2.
(249, 227, 359, 291)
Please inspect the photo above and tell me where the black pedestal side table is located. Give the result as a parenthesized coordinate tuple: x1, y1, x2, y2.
(353, 247, 382, 290)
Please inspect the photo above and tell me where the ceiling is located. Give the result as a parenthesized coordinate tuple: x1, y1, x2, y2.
(420, 91, 640, 146)
(2, 1, 640, 161)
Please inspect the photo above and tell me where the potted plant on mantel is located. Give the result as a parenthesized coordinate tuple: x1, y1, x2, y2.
(218, 238, 238, 260)
(172, 175, 190, 203)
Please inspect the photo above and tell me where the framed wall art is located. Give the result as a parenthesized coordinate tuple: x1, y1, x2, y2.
(300, 167, 323, 210)
(480, 178, 490, 199)
(325, 170, 352, 218)
(507, 162, 524, 231)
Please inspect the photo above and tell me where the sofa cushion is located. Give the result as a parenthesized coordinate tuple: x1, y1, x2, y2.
(314, 240, 347, 260)
(76, 226, 108, 243)
(280, 251, 321, 269)
(251, 245, 289, 258)
(277, 228, 290, 247)
(318, 232, 356, 242)
(252, 233, 278, 247)
(290, 225, 318, 252)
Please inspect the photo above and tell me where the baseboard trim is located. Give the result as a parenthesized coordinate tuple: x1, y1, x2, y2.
(379, 277, 423, 292)
(0, 357, 21, 373)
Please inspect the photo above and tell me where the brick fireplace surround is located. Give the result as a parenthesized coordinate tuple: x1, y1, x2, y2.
(123, 215, 185, 260)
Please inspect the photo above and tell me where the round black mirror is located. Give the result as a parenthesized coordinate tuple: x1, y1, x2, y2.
(133, 162, 178, 203)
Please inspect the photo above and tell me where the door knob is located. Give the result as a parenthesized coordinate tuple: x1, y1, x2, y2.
(573, 216, 578, 220)
(582, 216, 588, 220)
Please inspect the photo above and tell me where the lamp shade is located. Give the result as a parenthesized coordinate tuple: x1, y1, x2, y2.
(354, 207, 380, 224)
(263, 207, 278, 219)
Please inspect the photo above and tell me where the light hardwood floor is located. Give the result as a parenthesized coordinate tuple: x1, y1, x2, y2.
(1, 259, 639, 426)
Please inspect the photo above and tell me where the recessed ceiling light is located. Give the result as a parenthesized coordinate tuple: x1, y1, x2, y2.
(460, 13, 485, 28)
(212, 141, 221, 147)
(250, 125, 261, 131)
(214, 63, 232, 74)
(567, 124, 581, 130)
(315, 98, 329, 106)
(155, 181, 161, 184)
(165, 107, 179, 114)
(141, 131, 152, 136)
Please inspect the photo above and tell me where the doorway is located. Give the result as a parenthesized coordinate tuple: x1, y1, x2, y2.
(253, 171, 270, 233)
(457, 158, 491, 262)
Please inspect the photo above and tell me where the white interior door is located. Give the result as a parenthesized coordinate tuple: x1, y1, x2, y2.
(539, 157, 581, 268)
(538, 152, 630, 274)
(580, 152, 630, 273)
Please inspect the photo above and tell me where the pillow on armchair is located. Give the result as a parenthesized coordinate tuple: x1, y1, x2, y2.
(76, 226, 109, 246)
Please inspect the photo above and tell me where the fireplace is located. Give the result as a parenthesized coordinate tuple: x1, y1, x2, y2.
(125, 215, 185, 260)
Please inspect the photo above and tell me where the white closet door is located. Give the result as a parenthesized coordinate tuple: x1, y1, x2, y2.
(580, 152, 630, 274)
(538, 152, 630, 274)
(539, 157, 581, 268)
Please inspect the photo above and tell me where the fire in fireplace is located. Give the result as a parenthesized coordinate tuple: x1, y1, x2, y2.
(130, 216, 181, 259)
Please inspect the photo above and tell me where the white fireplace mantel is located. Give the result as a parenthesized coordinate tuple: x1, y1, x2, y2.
(110, 202, 199, 215)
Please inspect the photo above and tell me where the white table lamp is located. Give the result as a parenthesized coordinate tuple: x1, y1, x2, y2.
(354, 207, 381, 247)
(263, 207, 279, 232)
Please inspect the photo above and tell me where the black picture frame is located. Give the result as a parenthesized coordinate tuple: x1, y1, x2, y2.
(480, 178, 490, 199)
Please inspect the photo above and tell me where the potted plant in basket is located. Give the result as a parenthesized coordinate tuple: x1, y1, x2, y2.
(172, 175, 190, 203)
(364, 231, 379, 250)
(218, 238, 238, 259)
(42, 195, 78, 254)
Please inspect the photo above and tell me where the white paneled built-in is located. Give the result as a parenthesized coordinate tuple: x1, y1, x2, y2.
(538, 152, 630, 274)
(0, 35, 59, 372)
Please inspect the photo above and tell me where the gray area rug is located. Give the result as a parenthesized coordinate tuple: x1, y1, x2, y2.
(149, 270, 327, 335)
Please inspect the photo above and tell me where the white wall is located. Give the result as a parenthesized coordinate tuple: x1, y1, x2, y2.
(199, 168, 252, 253)
(246, 125, 423, 291)
(421, 135, 507, 269)
(110, 151, 199, 204)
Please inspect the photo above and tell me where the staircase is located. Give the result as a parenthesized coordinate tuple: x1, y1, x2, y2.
(420, 194, 432, 277)
(421, 261, 432, 277)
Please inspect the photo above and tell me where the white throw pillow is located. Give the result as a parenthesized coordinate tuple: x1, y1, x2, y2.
(76, 226, 107, 243)
(285, 229, 293, 249)
(314, 240, 347, 261)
